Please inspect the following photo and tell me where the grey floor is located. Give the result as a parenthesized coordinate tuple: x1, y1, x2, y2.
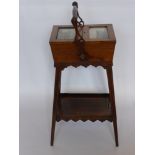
(20, 93, 134, 155)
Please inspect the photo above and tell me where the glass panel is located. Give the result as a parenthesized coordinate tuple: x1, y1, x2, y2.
(57, 28, 75, 40)
(89, 27, 109, 39)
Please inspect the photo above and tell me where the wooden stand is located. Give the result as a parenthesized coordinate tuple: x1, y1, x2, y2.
(49, 24, 119, 146)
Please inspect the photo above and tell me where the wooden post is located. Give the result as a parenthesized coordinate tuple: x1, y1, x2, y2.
(51, 66, 61, 146)
(106, 66, 119, 147)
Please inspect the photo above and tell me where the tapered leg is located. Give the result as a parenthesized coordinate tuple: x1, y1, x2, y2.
(51, 67, 61, 146)
(51, 104, 56, 146)
(106, 66, 119, 147)
(113, 117, 119, 146)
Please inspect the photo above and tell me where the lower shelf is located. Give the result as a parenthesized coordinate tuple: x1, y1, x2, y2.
(57, 93, 113, 122)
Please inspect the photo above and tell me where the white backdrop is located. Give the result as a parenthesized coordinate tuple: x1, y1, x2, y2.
(20, 0, 135, 155)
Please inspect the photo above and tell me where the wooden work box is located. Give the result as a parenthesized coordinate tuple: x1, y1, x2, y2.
(49, 24, 119, 147)
(49, 24, 116, 66)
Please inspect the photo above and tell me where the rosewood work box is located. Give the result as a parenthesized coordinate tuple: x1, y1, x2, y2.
(49, 1, 118, 147)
